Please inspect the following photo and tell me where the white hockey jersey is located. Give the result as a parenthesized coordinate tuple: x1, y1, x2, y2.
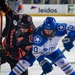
(32, 23, 75, 59)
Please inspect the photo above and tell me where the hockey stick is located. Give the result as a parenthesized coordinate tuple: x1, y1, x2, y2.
(41, 49, 66, 75)
(51, 49, 66, 65)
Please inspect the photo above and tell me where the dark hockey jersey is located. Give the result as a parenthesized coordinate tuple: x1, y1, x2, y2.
(3, 24, 36, 60)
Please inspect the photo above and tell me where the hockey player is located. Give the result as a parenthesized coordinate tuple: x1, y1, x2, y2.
(1, 14, 36, 75)
(0, 0, 36, 75)
(32, 17, 75, 75)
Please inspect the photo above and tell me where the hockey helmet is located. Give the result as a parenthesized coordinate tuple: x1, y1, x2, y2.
(43, 17, 56, 30)
(18, 14, 33, 28)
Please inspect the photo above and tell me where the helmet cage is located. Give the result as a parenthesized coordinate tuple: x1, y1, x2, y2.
(18, 22, 30, 29)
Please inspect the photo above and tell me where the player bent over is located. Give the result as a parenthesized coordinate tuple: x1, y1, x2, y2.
(0, 0, 36, 75)
(1, 14, 36, 75)
(9, 17, 75, 75)
(32, 17, 75, 75)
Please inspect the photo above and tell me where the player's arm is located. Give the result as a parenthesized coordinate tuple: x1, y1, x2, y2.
(0, 0, 13, 17)
(0, 0, 10, 13)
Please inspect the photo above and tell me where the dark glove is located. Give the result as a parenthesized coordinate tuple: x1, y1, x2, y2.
(0, 47, 6, 57)
(0, 46, 9, 56)
(62, 37, 74, 51)
(40, 60, 53, 74)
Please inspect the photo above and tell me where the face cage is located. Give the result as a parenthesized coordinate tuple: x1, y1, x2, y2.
(42, 29, 56, 37)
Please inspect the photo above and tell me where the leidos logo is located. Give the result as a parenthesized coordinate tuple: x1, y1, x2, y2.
(31, 6, 57, 13)
(39, 8, 57, 13)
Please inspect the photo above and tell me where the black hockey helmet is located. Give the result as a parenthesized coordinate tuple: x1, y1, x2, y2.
(18, 14, 33, 29)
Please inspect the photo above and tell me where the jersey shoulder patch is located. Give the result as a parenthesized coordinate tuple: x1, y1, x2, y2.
(56, 23, 67, 31)
(55, 23, 67, 36)
(33, 26, 47, 46)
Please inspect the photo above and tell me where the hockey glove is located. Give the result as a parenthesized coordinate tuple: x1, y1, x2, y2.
(0, 46, 6, 57)
(0, 46, 10, 56)
(39, 60, 53, 74)
(37, 55, 53, 74)
(62, 37, 74, 52)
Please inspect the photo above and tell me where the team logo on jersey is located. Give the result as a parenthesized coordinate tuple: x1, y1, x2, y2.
(13, 20, 18, 26)
(57, 25, 65, 31)
(34, 35, 42, 44)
